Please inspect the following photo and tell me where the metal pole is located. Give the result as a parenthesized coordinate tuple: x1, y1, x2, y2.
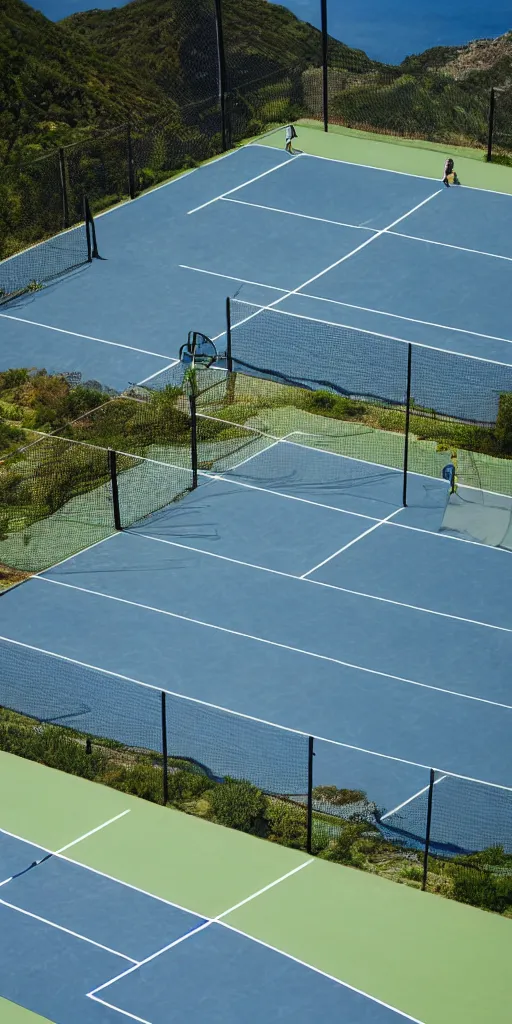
(306, 736, 314, 853)
(127, 122, 136, 199)
(321, 0, 328, 132)
(108, 449, 122, 530)
(58, 147, 69, 229)
(402, 343, 412, 508)
(161, 692, 169, 805)
(421, 769, 435, 891)
(214, 0, 228, 151)
(189, 391, 198, 489)
(487, 87, 495, 162)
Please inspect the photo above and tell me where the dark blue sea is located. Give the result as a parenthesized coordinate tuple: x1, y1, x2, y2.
(32, 0, 510, 65)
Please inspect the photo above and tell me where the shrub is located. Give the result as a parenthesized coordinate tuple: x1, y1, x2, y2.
(206, 778, 267, 835)
(266, 799, 308, 849)
(495, 393, 512, 454)
(312, 785, 367, 805)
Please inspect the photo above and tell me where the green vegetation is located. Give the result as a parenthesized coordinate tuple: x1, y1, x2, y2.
(2, 0, 512, 265)
(0, 706, 510, 916)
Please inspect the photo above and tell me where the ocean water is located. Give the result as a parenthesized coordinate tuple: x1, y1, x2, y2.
(31, 0, 511, 65)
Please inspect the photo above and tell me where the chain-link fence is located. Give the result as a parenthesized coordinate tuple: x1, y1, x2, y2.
(3, 1, 505, 276)
(0, 636, 510, 914)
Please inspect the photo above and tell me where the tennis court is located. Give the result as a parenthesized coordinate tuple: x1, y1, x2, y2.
(2, 124, 512, 393)
(1, 751, 510, 1024)
(0, 124, 511, 1019)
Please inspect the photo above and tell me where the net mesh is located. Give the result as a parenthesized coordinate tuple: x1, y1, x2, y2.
(0, 221, 91, 305)
(225, 299, 512, 512)
(0, 383, 195, 573)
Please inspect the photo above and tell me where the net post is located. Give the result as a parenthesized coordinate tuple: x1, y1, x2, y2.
(213, 0, 228, 152)
(84, 194, 92, 263)
(84, 195, 99, 260)
(421, 768, 435, 891)
(402, 343, 412, 507)
(108, 449, 122, 530)
(189, 389, 198, 489)
(226, 297, 233, 372)
(59, 147, 70, 229)
(321, 0, 328, 132)
(127, 122, 136, 199)
(306, 736, 314, 854)
(487, 87, 495, 162)
(161, 691, 169, 805)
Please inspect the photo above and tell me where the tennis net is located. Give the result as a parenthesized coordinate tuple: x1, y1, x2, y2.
(0, 196, 98, 305)
(226, 298, 512, 427)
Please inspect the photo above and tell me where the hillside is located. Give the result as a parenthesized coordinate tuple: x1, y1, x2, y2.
(62, 0, 380, 107)
(0, 0, 170, 165)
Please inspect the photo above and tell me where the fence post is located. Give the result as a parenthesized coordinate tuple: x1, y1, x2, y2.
(161, 692, 169, 805)
(83, 195, 99, 260)
(127, 122, 136, 199)
(225, 297, 237, 404)
(320, 0, 329, 132)
(189, 390, 198, 489)
(421, 769, 435, 891)
(214, 0, 228, 151)
(487, 87, 496, 162)
(108, 449, 122, 530)
(402, 343, 412, 507)
(226, 297, 233, 371)
(58, 147, 69, 229)
(306, 736, 314, 853)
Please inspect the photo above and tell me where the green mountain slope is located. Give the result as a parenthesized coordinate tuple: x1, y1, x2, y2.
(62, 0, 379, 107)
(0, 0, 170, 164)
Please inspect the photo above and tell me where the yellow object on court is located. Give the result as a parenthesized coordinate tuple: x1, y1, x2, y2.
(447, 172, 455, 184)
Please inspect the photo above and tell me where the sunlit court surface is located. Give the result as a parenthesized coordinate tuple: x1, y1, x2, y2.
(0, 753, 510, 1024)
(0, 125, 511, 1022)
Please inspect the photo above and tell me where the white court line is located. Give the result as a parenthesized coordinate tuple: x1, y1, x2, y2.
(0, 313, 174, 360)
(1, 636, 510, 787)
(227, 298, 512, 365)
(389, 229, 512, 263)
(223, 197, 512, 264)
(136, 360, 179, 386)
(88, 857, 425, 1024)
(0, 810, 130, 888)
(32, 578, 512, 705)
(222, 196, 376, 232)
(380, 775, 448, 821)
(37, 556, 512, 637)
(0, 822, 206, 920)
(88, 859, 314, 997)
(56, 810, 131, 854)
(179, 264, 289, 293)
(300, 508, 403, 579)
(180, 263, 512, 359)
(0, 896, 137, 963)
(219, 921, 426, 1024)
(252, 142, 512, 199)
(228, 189, 443, 336)
(187, 154, 301, 214)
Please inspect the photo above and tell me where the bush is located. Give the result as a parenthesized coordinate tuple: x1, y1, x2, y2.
(206, 778, 267, 835)
(450, 868, 512, 914)
(167, 768, 212, 804)
(312, 785, 367, 805)
(320, 821, 375, 864)
(266, 799, 308, 849)
(495, 393, 512, 454)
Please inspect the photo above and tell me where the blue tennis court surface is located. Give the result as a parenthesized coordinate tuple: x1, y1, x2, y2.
(0, 829, 416, 1024)
(1, 433, 511, 820)
(0, 137, 511, 899)
(3, 141, 512, 393)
